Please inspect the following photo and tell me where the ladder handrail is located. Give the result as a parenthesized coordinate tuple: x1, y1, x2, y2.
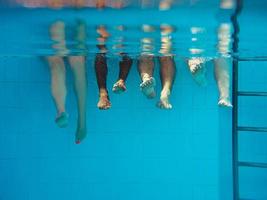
(231, 1, 243, 200)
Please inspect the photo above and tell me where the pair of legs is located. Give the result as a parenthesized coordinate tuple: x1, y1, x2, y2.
(94, 53, 133, 109)
(138, 55, 176, 109)
(187, 57, 232, 107)
(188, 20, 232, 107)
(48, 20, 87, 144)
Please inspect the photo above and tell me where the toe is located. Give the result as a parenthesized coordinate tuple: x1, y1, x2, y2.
(140, 82, 145, 88)
(157, 101, 162, 108)
(218, 99, 233, 107)
(104, 101, 111, 109)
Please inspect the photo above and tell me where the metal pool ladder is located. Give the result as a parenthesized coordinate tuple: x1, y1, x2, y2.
(231, 0, 267, 199)
(232, 58, 267, 200)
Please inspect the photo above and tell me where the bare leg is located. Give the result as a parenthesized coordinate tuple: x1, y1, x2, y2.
(47, 20, 69, 127)
(95, 25, 111, 109)
(187, 57, 207, 87)
(49, 20, 68, 56)
(48, 0, 64, 8)
(138, 55, 156, 98)
(74, 19, 87, 53)
(67, 19, 88, 144)
(112, 54, 133, 93)
(96, 0, 106, 8)
(214, 57, 232, 107)
(68, 56, 87, 143)
(73, 0, 86, 7)
(95, 53, 111, 109)
(47, 56, 69, 127)
(157, 56, 176, 109)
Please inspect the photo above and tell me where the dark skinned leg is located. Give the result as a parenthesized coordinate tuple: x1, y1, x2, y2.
(95, 52, 111, 109)
(112, 53, 133, 93)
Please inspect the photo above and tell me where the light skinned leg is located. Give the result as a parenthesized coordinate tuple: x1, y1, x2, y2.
(48, 20, 67, 115)
(138, 55, 156, 98)
(49, 20, 68, 56)
(214, 57, 232, 107)
(47, 56, 69, 127)
(187, 57, 207, 87)
(138, 54, 154, 80)
(48, 57, 66, 115)
(47, 19, 69, 128)
(68, 56, 88, 143)
(158, 56, 176, 109)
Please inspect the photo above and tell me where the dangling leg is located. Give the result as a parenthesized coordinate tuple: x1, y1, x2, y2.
(67, 19, 88, 144)
(68, 56, 88, 144)
(95, 25, 111, 109)
(47, 56, 69, 128)
(95, 53, 111, 109)
(138, 55, 156, 98)
(157, 56, 176, 109)
(187, 57, 208, 87)
(47, 20, 69, 127)
(112, 53, 133, 93)
(214, 57, 232, 107)
(49, 20, 69, 56)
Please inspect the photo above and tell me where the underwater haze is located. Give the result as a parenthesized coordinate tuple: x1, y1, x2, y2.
(0, 0, 267, 200)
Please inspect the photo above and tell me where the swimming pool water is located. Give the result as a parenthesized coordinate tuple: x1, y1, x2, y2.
(0, 0, 267, 200)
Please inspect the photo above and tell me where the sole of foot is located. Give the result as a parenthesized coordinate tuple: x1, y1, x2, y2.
(112, 80, 126, 94)
(140, 76, 156, 99)
(188, 58, 208, 87)
(97, 95, 111, 110)
(191, 65, 208, 87)
(157, 99, 173, 109)
(157, 90, 172, 109)
(55, 112, 69, 128)
(218, 98, 233, 107)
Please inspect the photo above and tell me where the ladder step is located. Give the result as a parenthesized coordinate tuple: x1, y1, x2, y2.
(238, 126, 267, 132)
(239, 161, 267, 169)
(238, 91, 267, 97)
(238, 57, 267, 61)
(239, 198, 256, 200)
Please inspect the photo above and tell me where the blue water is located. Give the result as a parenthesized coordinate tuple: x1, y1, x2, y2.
(0, 0, 267, 200)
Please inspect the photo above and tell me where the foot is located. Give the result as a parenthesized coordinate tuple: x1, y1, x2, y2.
(218, 97, 233, 107)
(140, 75, 156, 99)
(75, 128, 87, 144)
(157, 89, 172, 109)
(97, 93, 111, 110)
(188, 58, 207, 87)
(55, 112, 69, 128)
(188, 58, 204, 73)
(112, 79, 126, 94)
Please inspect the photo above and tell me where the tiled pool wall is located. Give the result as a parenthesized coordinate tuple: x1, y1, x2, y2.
(0, 57, 233, 200)
(0, 38, 267, 200)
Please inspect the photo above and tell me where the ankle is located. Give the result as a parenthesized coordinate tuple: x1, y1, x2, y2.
(117, 79, 125, 83)
(219, 94, 230, 100)
(161, 87, 170, 96)
(141, 73, 151, 81)
(99, 89, 108, 97)
(57, 110, 66, 116)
